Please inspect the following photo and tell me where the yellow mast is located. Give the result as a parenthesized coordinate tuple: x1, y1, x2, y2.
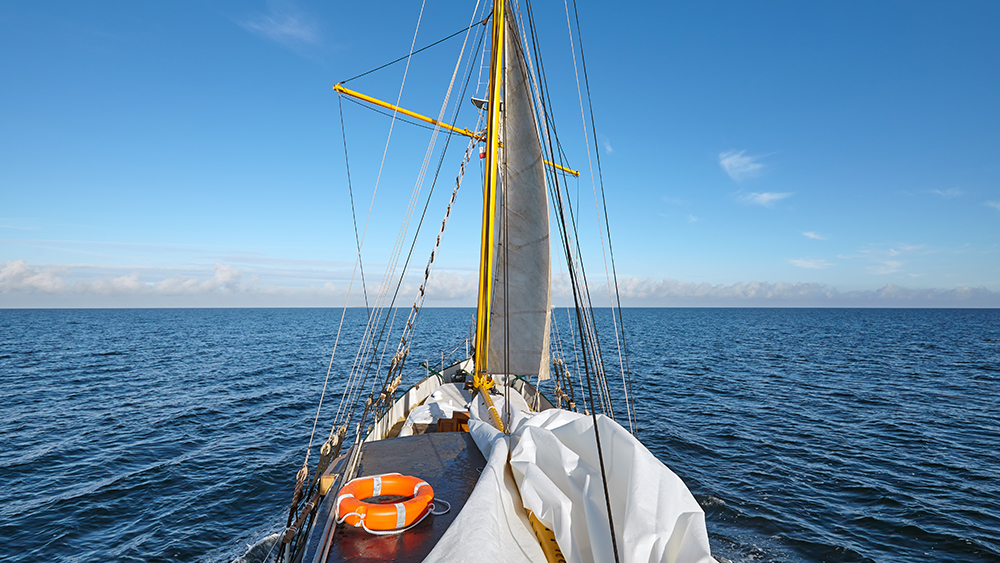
(472, 0, 507, 433)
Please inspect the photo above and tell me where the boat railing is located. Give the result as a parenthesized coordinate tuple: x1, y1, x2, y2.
(364, 372, 444, 443)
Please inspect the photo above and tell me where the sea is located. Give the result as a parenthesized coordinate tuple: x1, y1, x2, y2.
(1, 308, 998, 563)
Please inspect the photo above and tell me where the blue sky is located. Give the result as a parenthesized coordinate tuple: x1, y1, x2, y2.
(2, 1, 998, 307)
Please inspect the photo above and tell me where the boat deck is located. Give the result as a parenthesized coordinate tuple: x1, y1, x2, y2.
(322, 431, 486, 563)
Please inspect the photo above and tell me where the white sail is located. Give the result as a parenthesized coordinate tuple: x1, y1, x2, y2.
(487, 12, 551, 380)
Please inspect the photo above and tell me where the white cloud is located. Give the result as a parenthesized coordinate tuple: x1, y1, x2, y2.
(606, 277, 1000, 307)
(424, 271, 477, 301)
(0, 260, 245, 296)
(0, 260, 477, 307)
(802, 231, 827, 240)
(688, 214, 698, 223)
(238, 1, 321, 49)
(5, 260, 997, 308)
(740, 192, 792, 206)
(986, 201, 1000, 211)
(868, 260, 904, 275)
(789, 258, 833, 269)
(719, 150, 764, 181)
(151, 263, 243, 294)
(867, 283, 995, 304)
(0, 259, 69, 292)
(608, 278, 835, 302)
(930, 188, 964, 199)
(849, 243, 928, 276)
(602, 140, 614, 154)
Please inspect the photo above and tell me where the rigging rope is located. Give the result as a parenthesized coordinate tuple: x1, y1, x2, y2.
(338, 0, 487, 441)
(330, 0, 431, 431)
(523, 0, 611, 418)
(561, 0, 633, 434)
(568, 0, 635, 434)
(339, 15, 492, 85)
(339, 96, 370, 315)
(514, 0, 580, 417)
(518, 0, 617, 424)
(520, 1, 621, 560)
(341, 95, 467, 135)
(299, 97, 376, 470)
(371, 1, 489, 420)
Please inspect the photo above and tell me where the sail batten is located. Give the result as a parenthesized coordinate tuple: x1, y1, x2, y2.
(487, 10, 551, 380)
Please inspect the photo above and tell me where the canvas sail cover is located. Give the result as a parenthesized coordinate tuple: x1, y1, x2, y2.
(425, 396, 718, 563)
(487, 11, 551, 380)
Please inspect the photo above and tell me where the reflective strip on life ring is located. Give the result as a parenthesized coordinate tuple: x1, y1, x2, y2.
(335, 473, 435, 533)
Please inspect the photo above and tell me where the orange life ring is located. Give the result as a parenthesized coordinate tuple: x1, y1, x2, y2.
(335, 473, 434, 533)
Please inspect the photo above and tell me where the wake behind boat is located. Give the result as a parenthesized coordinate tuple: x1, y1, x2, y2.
(271, 2, 716, 562)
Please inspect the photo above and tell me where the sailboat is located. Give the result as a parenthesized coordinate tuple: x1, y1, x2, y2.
(272, 2, 716, 562)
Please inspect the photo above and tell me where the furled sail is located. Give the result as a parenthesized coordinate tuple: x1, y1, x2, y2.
(487, 11, 551, 380)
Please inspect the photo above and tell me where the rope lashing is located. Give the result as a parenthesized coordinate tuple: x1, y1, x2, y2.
(285, 463, 310, 528)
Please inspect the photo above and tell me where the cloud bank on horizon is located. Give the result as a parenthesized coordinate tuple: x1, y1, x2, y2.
(3, 260, 997, 308)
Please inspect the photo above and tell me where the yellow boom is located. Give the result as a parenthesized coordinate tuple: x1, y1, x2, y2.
(332, 83, 579, 178)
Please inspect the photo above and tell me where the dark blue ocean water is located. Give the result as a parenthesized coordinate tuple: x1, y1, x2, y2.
(1, 308, 998, 563)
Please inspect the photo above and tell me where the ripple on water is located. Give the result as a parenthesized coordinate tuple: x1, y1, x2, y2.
(0, 308, 998, 562)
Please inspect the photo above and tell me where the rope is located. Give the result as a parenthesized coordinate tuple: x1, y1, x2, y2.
(339, 0, 487, 441)
(335, 499, 449, 536)
(357, 508, 431, 536)
(361, 0, 481, 400)
(339, 15, 492, 85)
(518, 0, 619, 559)
(504, 54, 512, 433)
(365, 0, 489, 426)
(341, 95, 468, 135)
(555, 0, 617, 424)
(566, 0, 634, 436)
(339, 96, 370, 315)
(383, 3, 488, 378)
(262, 533, 281, 563)
(574, 0, 635, 435)
(300, 102, 375, 469)
(522, 0, 595, 417)
(429, 499, 451, 515)
(334, 0, 432, 431)
(394, 137, 476, 361)
(525, 0, 616, 420)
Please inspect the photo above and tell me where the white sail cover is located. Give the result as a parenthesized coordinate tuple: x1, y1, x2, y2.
(508, 411, 716, 563)
(487, 11, 551, 380)
(424, 395, 717, 563)
(422, 398, 546, 563)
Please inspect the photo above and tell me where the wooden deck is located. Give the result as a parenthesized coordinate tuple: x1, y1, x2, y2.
(321, 431, 486, 563)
